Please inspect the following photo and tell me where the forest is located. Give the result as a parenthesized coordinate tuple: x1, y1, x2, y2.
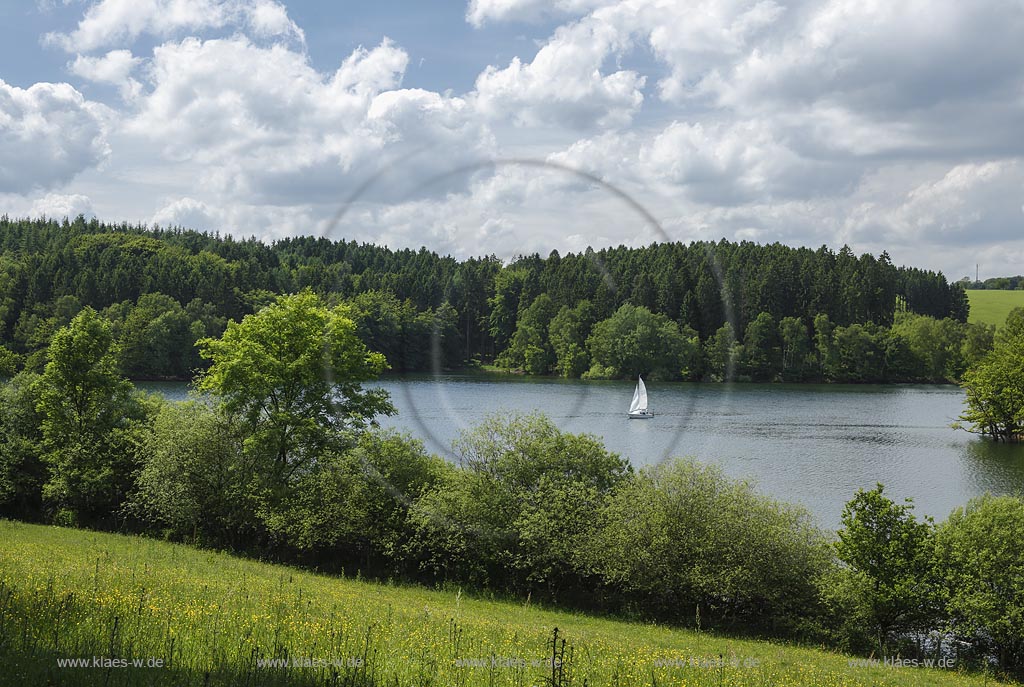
(0, 215, 981, 384)
(1, 291, 1022, 677)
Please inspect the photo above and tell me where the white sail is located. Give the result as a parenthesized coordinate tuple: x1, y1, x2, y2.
(628, 384, 641, 413)
(629, 376, 648, 414)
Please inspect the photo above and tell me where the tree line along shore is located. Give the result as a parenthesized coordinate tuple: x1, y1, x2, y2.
(0, 215, 977, 384)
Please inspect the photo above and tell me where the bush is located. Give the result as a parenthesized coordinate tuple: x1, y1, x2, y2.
(408, 413, 630, 599)
(268, 429, 448, 573)
(936, 494, 1024, 673)
(132, 401, 256, 546)
(583, 459, 829, 632)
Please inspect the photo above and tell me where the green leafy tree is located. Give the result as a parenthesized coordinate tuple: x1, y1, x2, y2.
(409, 413, 630, 597)
(779, 316, 811, 381)
(743, 312, 781, 381)
(956, 332, 1024, 441)
(132, 401, 256, 545)
(0, 344, 19, 378)
(935, 494, 1024, 672)
(890, 312, 966, 381)
(114, 293, 205, 378)
(677, 323, 702, 380)
(0, 372, 45, 519)
(824, 485, 938, 655)
(961, 321, 995, 368)
(549, 301, 595, 378)
(705, 321, 741, 381)
(487, 268, 531, 353)
(997, 306, 1024, 344)
(197, 291, 394, 484)
(586, 304, 688, 380)
(832, 323, 886, 382)
(499, 294, 558, 374)
(814, 313, 838, 379)
(270, 430, 448, 572)
(35, 308, 152, 524)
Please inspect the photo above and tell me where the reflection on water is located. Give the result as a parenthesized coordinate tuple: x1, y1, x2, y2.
(139, 376, 1024, 529)
(961, 440, 1024, 497)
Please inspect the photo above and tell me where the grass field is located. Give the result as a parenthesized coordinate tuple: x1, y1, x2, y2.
(0, 522, 1011, 687)
(967, 289, 1024, 327)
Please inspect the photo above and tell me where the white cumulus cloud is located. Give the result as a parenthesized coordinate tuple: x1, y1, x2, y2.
(0, 79, 109, 194)
(45, 0, 304, 53)
(473, 14, 644, 129)
(69, 49, 142, 99)
(29, 192, 96, 219)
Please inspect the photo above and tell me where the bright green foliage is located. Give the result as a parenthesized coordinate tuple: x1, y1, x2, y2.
(779, 316, 812, 381)
(890, 312, 969, 381)
(585, 460, 828, 630)
(548, 301, 595, 377)
(936, 494, 1024, 671)
(833, 323, 885, 382)
(705, 321, 741, 381)
(12, 295, 83, 373)
(743, 312, 781, 380)
(0, 343, 19, 378)
(499, 294, 558, 374)
(961, 320, 995, 368)
(196, 291, 394, 478)
(409, 413, 630, 596)
(998, 305, 1024, 343)
(826, 485, 938, 655)
(677, 323, 702, 380)
(487, 268, 531, 352)
(814, 313, 838, 379)
(132, 401, 255, 545)
(957, 331, 1024, 441)
(35, 308, 153, 524)
(0, 372, 45, 519)
(585, 304, 690, 380)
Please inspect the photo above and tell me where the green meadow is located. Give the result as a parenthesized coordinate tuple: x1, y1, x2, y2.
(0, 521, 1007, 687)
(967, 289, 1024, 327)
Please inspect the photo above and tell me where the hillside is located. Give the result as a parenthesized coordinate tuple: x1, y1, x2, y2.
(1, 216, 968, 381)
(0, 521, 1005, 687)
(967, 289, 1024, 327)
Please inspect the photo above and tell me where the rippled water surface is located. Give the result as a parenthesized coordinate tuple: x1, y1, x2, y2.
(140, 376, 1024, 528)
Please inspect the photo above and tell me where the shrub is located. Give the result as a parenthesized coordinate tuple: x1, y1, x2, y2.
(583, 459, 829, 632)
(936, 494, 1024, 673)
(408, 413, 630, 599)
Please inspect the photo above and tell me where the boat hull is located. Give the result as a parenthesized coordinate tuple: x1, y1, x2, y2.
(628, 412, 654, 419)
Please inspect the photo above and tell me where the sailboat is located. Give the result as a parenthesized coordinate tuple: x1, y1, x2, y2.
(628, 375, 653, 419)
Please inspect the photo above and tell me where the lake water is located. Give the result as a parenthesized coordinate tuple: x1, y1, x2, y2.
(140, 376, 1024, 529)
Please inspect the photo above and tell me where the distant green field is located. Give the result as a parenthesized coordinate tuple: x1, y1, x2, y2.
(0, 522, 1006, 686)
(967, 289, 1024, 327)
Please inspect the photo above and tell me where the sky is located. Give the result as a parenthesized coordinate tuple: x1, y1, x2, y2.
(1, 0, 1023, 280)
